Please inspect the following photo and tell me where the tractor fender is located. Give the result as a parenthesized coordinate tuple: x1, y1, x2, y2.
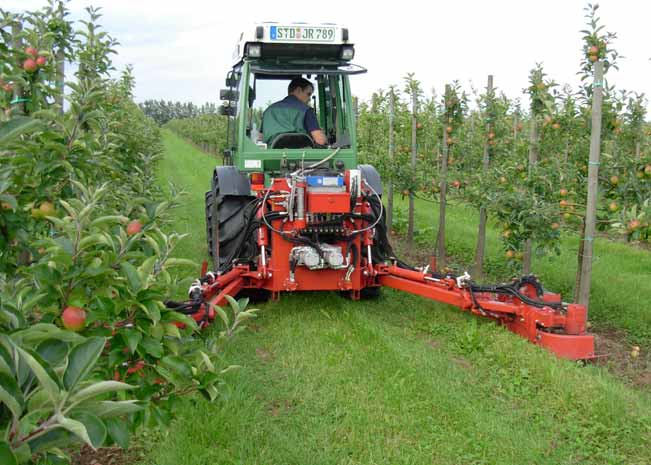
(358, 164, 383, 195)
(212, 166, 251, 196)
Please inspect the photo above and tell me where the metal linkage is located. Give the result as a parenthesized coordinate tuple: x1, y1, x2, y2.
(375, 265, 595, 360)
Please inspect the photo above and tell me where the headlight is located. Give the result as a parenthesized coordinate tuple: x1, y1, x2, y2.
(246, 43, 262, 58)
(340, 45, 354, 61)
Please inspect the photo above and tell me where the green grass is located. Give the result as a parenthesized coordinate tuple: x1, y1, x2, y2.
(143, 131, 651, 465)
(157, 129, 220, 294)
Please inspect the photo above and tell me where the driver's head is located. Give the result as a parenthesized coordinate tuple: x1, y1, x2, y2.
(288, 77, 314, 104)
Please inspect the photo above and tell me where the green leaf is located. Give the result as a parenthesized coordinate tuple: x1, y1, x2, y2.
(9, 340, 61, 404)
(71, 412, 107, 449)
(141, 300, 161, 324)
(161, 311, 198, 331)
(149, 322, 164, 339)
(12, 443, 31, 464)
(161, 355, 193, 380)
(36, 339, 69, 367)
(140, 337, 163, 358)
(122, 330, 142, 354)
(27, 429, 72, 454)
(90, 215, 128, 228)
(163, 338, 180, 355)
(0, 350, 12, 377)
(26, 388, 51, 412)
(237, 297, 250, 311)
(63, 337, 105, 391)
(163, 323, 181, 339)
(143, 236, 161, 255)
(12, 323, 84, 345)
(0, 116, 41, 145)
(105, 418, 130, 449)
(163, 258, 197, 269)
(211, 304, 230, 328)
(235, 310, 257, 325)
(21, 293, 47, 314)
(120, 262, 141, 292)
(68, 381, 135, 406)
(0, 441, 17, 465)
(0, 308, 20, 330)
(199, 351, 215, 372)
(77, 400, 144, 418)
(225, 295, 240, 315)
(137, 256, 157, 282)
(55, 413, 94, 448)
(200, 385, 219, 402)
(0, 372, 24, 418)
(78, 233, 109, 250)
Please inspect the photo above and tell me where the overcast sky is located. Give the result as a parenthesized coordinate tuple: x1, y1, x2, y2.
(6, 0, 650, 111)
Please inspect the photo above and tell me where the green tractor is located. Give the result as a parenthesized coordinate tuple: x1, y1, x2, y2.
(206, 22, 386, 285)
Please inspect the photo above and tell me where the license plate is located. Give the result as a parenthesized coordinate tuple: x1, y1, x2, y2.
(270, 26, 336, 42)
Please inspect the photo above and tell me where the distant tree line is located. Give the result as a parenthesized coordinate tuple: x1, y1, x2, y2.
(139, 100, 219, 125)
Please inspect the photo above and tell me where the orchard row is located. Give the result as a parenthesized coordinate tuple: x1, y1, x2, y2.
(356, 6, 649, 278)
(0, 4, 253, 464)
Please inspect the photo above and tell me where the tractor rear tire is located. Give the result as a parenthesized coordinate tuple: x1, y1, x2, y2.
(205, 177, 271, 303)
(205, 181, 255, 273)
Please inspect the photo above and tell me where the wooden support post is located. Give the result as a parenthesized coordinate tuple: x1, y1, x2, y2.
(407, 87, 417, 248)
(473, 75, 493, 279)
(436, 85, 450, 269)
(522, 107, 540, 274)
(577, 61, 604, 310)
(387, 89, 395, 236)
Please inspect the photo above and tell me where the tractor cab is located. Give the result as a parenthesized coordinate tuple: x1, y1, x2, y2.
(219, 23, 366, 175)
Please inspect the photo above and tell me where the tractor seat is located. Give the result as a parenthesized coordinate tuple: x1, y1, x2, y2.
(270, 133, 315, 149)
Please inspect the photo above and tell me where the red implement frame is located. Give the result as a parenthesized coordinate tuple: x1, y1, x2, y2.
(189, 261, 594, 360)
(184, 174, 595, 360)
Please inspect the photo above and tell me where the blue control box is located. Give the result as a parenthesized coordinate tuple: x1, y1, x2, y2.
(306, 176, 344, 187)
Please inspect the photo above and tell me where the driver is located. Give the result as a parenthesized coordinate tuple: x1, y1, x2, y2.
(261, 77, 327, 146)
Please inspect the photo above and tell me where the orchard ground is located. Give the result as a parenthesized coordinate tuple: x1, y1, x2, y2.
(132, 131, 651, 465)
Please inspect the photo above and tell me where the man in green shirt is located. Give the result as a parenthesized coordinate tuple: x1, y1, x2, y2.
(261, 77, 327, 146)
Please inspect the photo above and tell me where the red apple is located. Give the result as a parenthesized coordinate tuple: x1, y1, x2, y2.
(25, 47, 38, 58)
(36, 55, 47, 67)
(628, 219, 641, 231)
(126, 219, 143, 236)
(23, 58, 37, 73)
(62, 306, 87, 331)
